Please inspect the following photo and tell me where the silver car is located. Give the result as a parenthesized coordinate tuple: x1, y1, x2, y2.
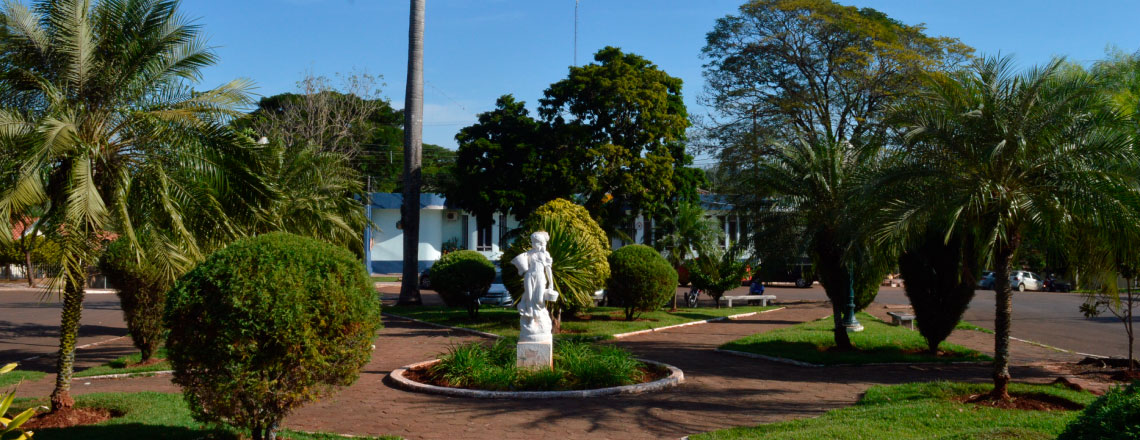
(1010, 270, 1042, 292)
(478, 270, 512, 306)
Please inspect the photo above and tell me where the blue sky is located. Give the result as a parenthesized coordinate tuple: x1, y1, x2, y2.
(183, 1, 1140, 150)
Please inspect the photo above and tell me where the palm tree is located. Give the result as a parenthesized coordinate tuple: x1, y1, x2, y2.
(655, 201, 720, 309)
(886, 55, 1139, 399)
(0, 0, 259, 412)
(398, 0, 426, 305)
(738, 137, 892, 350)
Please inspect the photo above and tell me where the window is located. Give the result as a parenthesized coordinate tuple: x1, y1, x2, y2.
(727, 216, 738, 248)
(499, 214, 508, 249)
(477, 222, 493, 251)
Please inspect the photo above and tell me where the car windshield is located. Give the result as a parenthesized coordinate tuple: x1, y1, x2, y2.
(494, 271, 503, 284)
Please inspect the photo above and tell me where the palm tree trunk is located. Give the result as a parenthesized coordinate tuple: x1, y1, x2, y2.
(398, 0, 426, 306)
(49, 267, 86, 412)
(832, 301, 852, 350)
(1127, 278, 1134, 372)
(989, 233, 1020, 400)
(24, 250, 34, 287)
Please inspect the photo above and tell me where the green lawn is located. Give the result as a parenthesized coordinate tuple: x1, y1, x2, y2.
(0, 369, 45, 387)
(955, 320, 994, 334)
(385, 305, 778, 339)
(13, 392, 399, 440)
(692, 381, 1094, 440)
(371, 275, 399, 282)
(74, 348, 172, 378)
(720, 313, 990, 365)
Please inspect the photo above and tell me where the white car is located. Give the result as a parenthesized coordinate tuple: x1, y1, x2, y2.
(478, 269, 512, 306)
(1009, 270, 1042, 292)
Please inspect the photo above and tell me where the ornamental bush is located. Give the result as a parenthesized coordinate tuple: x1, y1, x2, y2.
(607, 244, 677, 320)
(99, 238, 171, 362)
(501, 198, 610, 314)
(164, 232, 381, 440)
(1058, 382, 1140, 440)
(431, 250, 496, 317)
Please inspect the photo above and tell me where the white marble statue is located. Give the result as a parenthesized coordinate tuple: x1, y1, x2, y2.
(511, 231, 558, 344)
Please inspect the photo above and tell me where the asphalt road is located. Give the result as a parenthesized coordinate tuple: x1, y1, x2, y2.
(0, 283, 130, 370)
(690, 283, 1132, 359)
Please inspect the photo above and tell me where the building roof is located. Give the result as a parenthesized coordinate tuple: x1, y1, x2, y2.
(370, 193, 451, 210)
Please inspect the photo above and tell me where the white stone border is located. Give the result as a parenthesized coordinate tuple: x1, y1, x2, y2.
(389, 358, 684, 399)
(609, 307, 787, 339)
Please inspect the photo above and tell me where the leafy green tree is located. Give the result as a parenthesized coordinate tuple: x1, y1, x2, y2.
(688, 246, 751, 308)
(539, 47, 689, 238)
(701, 0, 971, 154)
(886, 55, 1139, 399)
(431, 250, 496, 318)
(896, 229, 981, 355)
(444, 95, 574, 224)
(608, 244, 678, 320)
(655, 201, 720, 308)
(0, 0, 264, 412)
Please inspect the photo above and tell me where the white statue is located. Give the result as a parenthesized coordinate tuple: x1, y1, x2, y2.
(511, 231, 558, 345)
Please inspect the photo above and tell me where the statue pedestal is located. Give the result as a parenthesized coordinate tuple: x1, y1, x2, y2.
(517, 341, 553, 370)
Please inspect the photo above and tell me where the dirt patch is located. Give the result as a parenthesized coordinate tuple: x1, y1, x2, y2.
(1054, 357, 1140, 387)
(125, 357, 166, 368)
(1077, 357, 1140, 370)
(23, 407, 120, 429)
(957, 393, 1085, 411)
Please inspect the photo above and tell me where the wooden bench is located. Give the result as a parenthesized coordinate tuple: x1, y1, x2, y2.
(887, 311, 916, 329)
(723, 295, 776, 308)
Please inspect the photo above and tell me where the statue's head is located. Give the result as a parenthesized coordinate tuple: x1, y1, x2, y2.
(530, 231, 549, 252)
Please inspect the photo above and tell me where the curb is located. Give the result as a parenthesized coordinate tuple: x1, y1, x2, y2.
(20, 335, 130, 363)
(388, 358, 684, 399)
(716, 349, 823, 367)
(1009, 336, 1106, 359)
(611, 307, 787, 339)
(381, 313, 503, 339)
(74, 370, 173, 381)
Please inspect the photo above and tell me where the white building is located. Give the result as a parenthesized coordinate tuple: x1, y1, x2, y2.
(364, 193, 747, 274)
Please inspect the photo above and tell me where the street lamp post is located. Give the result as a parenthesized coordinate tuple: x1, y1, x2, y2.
(843, 263, 863, 332)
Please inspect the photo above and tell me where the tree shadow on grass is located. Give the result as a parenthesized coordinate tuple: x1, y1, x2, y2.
(32, 424, 236, 440)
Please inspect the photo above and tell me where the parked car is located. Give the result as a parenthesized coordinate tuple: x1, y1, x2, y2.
(418, 267, 431, 289)
(758, 261, 815, 288)
(977, 271, 996, 289)
(1010, 270, 1042, 292)
(478, 269, 511, 306)
(1043, 274, 1073, 292)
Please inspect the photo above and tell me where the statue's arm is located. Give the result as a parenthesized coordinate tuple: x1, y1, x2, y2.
(545, 257, 555, 290)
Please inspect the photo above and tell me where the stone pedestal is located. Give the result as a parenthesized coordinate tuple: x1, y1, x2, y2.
(517, 341, 553, 370)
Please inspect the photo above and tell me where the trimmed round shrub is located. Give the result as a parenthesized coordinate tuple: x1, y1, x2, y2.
(501, 198, 610, 314)
(164, 232, 381, 440)
(607, 244, 677, 320)
(431, 250, 495, 316)
(1058, 382, 1140, 440)
(99, 238, 170, 362)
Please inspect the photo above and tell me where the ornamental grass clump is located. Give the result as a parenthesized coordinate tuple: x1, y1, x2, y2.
(429, 339, 648, 391)
(164, 233, 381, 440)
(607, 244, 678, 320)
(430, 250, 496, 317)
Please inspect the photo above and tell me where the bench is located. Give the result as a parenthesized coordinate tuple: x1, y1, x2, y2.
(887, 311, 916, 329)
(723, 295, 777, 308)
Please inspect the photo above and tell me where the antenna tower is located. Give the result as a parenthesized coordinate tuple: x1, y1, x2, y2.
(574, 0, 579, 66)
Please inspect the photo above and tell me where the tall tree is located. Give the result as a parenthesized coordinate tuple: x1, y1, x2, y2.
(539, 46, 690, 238)
(888, 55, 1139, 399)
(398, 0, 426, 305)
(0, 0, 263, 412)
(655, 201, 720, 309)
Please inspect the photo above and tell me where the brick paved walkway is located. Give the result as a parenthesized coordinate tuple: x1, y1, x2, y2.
(15, 301, 1080, 440)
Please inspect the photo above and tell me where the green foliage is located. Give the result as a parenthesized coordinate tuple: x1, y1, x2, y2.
(444, 95, 575, 222)
(539, 47, 690, 237)
(430, 250, 496, 317)
(1058, 382, 1140, 440)
(607, 245, 677, 320)
(720, 313, 988, 365)
(501, 199, 610, 314)
(687, 246, 750, 307)
(428, 339, 648, 391)
(655, 202, 720, 268)
(898, 231, 980, 354)
(99, 239, 170, 362)
(1, 363, 40, 440)
(164, 233, 381, 440)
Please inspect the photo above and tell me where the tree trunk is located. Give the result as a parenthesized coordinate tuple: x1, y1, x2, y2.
(265, 420, 279, 440)
(832, 301, 852, 350)
(989, 234, 1020, 400)
(1127, 280, 1134, 372)
(50, 267, 86, 412)
(24, 250, 34, 287)
(397, 0, 426, 306)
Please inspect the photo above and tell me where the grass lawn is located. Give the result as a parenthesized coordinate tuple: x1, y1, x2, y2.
(74, 348, 171, 378)
(371, 275, 399, 282)
(691, 381, 1094, 440)
(14, 392, 400, 440)
(720, 312, 990, 365)
(955, 320, 994, 334)
(0, 369, 45, 387)
(385, 305, 778, 339)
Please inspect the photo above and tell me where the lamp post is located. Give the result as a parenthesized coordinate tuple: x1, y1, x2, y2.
(843, 263, 863, 332)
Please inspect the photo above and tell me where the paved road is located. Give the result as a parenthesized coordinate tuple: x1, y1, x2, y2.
(0, 283, 132, 371)
(682, 283, 1130, 359)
